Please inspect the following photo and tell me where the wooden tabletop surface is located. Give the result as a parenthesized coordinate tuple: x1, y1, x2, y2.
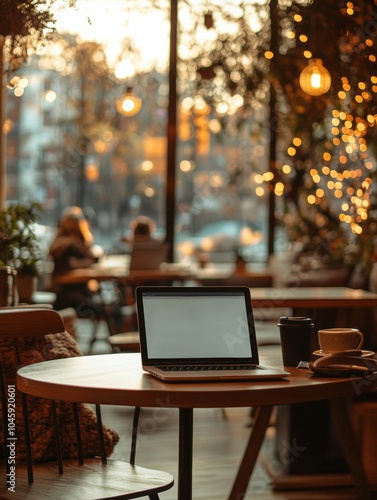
(17, 351, 377, 500)
(52, 267, 194, 285)
(17, 352, 377, 409)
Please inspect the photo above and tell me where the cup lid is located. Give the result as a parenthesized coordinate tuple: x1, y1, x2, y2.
(279, 316, 313, 325)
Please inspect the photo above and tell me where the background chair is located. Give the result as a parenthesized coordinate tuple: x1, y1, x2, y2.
(0, 306, 174, 499)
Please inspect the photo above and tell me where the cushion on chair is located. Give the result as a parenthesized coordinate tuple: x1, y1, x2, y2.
(0, 331, 119, 462)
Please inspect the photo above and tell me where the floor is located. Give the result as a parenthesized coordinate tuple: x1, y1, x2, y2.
(75, 319, 362, 500)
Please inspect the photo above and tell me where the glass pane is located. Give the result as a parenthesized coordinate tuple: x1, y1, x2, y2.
(175, 1, 270, 266)
(5, 0, 170, 256)
(3, 0, 270, 267)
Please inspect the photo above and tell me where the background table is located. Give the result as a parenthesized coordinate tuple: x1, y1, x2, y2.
(17, 352, 377, 500)
(249, 286, 377, 350)
(249, 286, 377, 308)
(52, 265, 194, 286)
(250, 286, 377, 478)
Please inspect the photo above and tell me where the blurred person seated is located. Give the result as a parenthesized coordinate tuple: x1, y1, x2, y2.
(49, 207, 122, 333)
(49, 207, 97, 309)
(123, 216, 168, 327)
(125, 215, 158, 244)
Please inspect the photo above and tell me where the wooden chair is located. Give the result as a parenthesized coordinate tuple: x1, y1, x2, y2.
(0, 307, 174, 499)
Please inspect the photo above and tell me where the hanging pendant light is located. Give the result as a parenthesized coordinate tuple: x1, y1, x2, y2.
(299, 58, 331, 96)
(116, 87, 142, 116)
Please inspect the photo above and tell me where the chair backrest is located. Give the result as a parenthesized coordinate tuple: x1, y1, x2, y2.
(0, 307, 65, 340)
(0, 307, 112, 481)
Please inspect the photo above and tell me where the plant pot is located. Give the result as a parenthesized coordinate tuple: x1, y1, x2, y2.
(16, 274, 37, 303)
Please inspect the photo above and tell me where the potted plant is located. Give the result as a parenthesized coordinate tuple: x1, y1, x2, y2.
(0, 202, 44, 301)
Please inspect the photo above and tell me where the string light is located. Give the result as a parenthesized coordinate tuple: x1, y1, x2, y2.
(239, 5, 376, 244)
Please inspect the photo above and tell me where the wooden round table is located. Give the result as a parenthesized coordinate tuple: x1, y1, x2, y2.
(17, 352, 377, 500)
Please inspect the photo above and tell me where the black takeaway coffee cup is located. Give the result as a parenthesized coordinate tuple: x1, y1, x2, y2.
(278, 316, 314, 366)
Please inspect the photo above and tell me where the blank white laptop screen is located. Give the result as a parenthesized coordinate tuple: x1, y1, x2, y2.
(142, 294, 252, 359)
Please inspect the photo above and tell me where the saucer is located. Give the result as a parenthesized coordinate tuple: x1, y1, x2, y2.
(308, 361, 376, 377)
(313, 349, 375, 358)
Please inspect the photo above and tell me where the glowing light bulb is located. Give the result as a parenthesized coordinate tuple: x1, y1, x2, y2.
(116, 87, 142, 116)
(299, 58, 331, 96)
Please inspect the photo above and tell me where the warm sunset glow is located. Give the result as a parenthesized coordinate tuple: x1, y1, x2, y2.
(52, 0, 170, 76)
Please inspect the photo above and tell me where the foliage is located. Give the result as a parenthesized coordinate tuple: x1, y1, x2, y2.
(179, 1, 270, 112)
(0, 203, 44, 275)
(283, 201, 358, 270)
(273, 0, 377, 272)
(0, 0, 77, 72)
(183, 0, 377, 272)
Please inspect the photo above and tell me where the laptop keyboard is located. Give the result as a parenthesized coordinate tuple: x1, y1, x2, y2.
(160, 364, 259, 372)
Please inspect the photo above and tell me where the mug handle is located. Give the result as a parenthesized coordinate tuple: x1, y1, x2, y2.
(356, 331, 364, 349)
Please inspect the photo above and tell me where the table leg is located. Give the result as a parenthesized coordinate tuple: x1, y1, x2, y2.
(178, 408, 193, 500)
(329, 397, 372, 500)
(228, 405, 273, 500)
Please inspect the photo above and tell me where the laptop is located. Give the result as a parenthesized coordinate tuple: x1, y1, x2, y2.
(129, 242, 169, 271)
(135, 286, 290, 382)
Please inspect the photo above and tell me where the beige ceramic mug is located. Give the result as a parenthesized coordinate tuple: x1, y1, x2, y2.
(318, 328, 364, 354)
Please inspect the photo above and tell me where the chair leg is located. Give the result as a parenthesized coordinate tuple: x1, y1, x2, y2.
(103, 309, 119, 336)
(89, 319, 101, 351)
(130, 406, 141, 465)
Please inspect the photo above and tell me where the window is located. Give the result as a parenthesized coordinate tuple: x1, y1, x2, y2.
(4, 0, 270, 265)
